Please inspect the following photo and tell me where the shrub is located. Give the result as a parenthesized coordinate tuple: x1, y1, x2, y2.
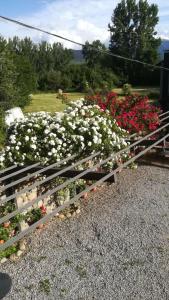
(0, 100, 129, 168)
(86, 92, 161, 134)
(122, 84, 132, 96)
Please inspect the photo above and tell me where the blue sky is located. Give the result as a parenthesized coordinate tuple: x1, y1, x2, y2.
(0, 0, 46, 17)
(0, 0, 169, 49)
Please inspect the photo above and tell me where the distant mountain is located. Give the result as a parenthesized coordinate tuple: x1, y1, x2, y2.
(72, 49, 84, 64)
(71, 40, 169, 63)
(159, 39, 169, 59)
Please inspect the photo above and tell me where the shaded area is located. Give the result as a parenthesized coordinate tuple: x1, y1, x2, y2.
(0, 273, 12, 299)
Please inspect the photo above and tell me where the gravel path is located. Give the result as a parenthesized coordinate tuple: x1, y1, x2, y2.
(1, 161, 169, 300)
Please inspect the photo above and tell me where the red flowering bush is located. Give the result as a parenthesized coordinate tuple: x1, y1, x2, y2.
(86, 92, 161, 134)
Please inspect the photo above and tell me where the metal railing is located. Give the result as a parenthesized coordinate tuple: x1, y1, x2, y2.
(0, 115, 169, 251)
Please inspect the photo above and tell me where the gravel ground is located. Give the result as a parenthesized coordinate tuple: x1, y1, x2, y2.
(1, 161, 169, 300)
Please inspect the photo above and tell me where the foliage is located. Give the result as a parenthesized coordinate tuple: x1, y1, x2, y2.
(0, 47, 37, 146)
(108, 0, 161, 84)
(0, 108, 5, 148)
(0, 245, 18, 260)
(122, 84, 132, 96)
(86, 92, 161, 134)
(0, 100, 128, 168)
(0, 36, 121, 94)
(25, 208, 44, 225)
(82, 40, 106, 68)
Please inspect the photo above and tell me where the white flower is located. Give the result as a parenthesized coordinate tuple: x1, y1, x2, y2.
(30, 144, 37, 150)
(51, 148, 56, 154)
(44, 129, 50, 135)
(0, 155, 5, 162)
(50, 140, 55, 146)
(25, 136, 29, 142)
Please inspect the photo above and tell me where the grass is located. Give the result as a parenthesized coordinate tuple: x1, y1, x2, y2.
(0, 86, 160, 151)
(39, 279, 51, 295)
(24, 92, 84, 113)
(113, 86, 159, 95)
(23, 87, 159, 114)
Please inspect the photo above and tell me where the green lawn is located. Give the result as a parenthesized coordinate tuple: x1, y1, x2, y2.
(24, 87, 160, 113)
(24, 92, 84, 113)
(113, 86, 159, 96)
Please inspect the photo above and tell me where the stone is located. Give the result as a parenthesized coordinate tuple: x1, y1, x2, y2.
(19, 220, 29, 232)
(0, 195, 6, 201)
(66, 212, 72, 218)
(43, 196, 51, 206)
(59, 214, 65, 220)
(27, 191, 37, 201)
(21, 193, 27, 198)
(37, 224, 44, 229)
(16, 250, 23, 257)
(0, 257, 7, 264)
(16, 197, 24, 208)
(19, 240, 27, 251)
(9, 254, 17, 262)
(64, 189, 70, 203)
(57, 196, 65, 206)
(5, 107, 24, 126)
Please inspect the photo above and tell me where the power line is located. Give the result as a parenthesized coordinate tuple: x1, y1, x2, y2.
(0, 14, 168, 72)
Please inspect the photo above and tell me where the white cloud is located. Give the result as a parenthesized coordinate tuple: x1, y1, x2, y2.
(0, 0, 117, 48)
(0, 0, 169, 48)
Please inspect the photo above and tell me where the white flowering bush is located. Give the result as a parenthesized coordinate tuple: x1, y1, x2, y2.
(0, 100, 129, 168)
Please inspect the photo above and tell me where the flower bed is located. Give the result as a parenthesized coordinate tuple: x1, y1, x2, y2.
(0, 100, 128, 167)
(86, 93, 161, 134)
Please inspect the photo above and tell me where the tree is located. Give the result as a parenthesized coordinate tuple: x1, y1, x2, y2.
(108, 0, 161, 84)
(0, 51, 22, 145)
(14, 54, 37, 107)
(0, 51, 19, 110)
(82, 40, 107, 68)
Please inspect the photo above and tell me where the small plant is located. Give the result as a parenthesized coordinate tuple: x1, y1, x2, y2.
(65, 258, 72, 266)
(0, 245, 18, 260)
(39, 279, 51, 295)
(75, 265, 87, 279)
(33, 255, 47, 263)
(25, 208, 44, 225)
(60, 288, 68, 297)
(122, 83, 132, 96)
(56, 90, 69, 105)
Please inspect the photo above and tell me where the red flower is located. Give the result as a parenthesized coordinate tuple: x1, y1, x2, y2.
(40, 205, 47, 214)
(86, 92, 161, 134)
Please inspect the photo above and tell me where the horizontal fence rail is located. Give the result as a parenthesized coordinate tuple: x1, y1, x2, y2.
(1, 119, 169, 206)
(0, 165, 18, 176)
(0, 152, 100, 204)
(0, 162, 41, 182)
(0, 154, 78, 192)
(159, 111, 169, 118)
(1, 130, 169, 251)
(0, 115, 169, 251)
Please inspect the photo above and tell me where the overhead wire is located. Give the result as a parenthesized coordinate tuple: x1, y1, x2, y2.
(0, 15, 168, 72)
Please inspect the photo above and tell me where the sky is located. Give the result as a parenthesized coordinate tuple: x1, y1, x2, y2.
(0, 0, 169, 49)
